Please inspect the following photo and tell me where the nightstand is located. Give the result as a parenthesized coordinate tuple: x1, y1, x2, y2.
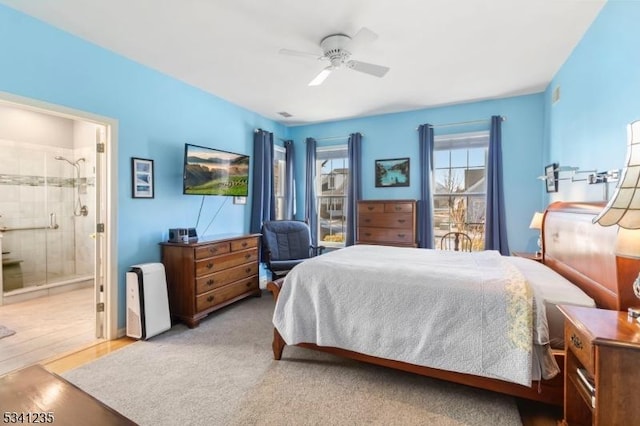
(558, 305, 640, 425)
(511, 251, 542, 262)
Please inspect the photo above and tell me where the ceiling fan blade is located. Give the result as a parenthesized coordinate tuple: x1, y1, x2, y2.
(308, 66, 334, 86)
(345, 27, 378, 52)
(346, 60, 389, 78)
(279, 48, 323, 60)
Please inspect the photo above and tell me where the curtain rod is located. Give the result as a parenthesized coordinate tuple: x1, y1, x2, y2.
(415, 116, 506, 131)
(304, 134, 364, 142)
(255, 130, 358, 142)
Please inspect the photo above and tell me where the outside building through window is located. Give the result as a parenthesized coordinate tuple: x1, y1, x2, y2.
(433, 132, 489, 250)
(316, 145, 348, 247)
(273, 145, 286, 220)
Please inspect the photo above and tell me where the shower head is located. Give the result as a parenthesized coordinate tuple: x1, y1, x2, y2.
(55, 155, 75, 166)
(55, 156, 85, 166)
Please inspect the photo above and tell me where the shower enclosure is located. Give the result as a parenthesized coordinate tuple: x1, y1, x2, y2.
(0, 125, 96, 304)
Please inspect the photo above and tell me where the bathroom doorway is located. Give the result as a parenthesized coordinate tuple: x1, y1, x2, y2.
(0, 93, 117, 350)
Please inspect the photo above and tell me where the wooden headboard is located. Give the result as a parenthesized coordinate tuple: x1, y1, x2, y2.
(542, 201, 640, 311)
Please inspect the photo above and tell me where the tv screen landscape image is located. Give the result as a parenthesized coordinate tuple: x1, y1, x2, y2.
(183, 143, 249, 196)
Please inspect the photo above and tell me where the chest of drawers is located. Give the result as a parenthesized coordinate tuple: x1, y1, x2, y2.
(558, 305, 640, 425)
(356, 200, 417, 247)
(160, 234, 261, 328)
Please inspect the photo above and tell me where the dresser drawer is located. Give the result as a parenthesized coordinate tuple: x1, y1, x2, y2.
(565, 320, 593, 373)
(384, 202, 414, 213)
(195, 248, 258, 277)
(196, 276, 259, 312)
(358, 212, 413, 229)
(195, 263, 259, 294)
(358, 227, 414, 244)
(231, 237, 258, 252)
(358, 202, 384, 213)
(195, 242, 231, 260)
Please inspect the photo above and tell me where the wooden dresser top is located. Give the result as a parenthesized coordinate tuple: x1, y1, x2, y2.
(160, 233, 260, 247)
(558, 304, 640, 349)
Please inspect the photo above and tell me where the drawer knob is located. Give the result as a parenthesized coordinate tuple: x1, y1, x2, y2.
(367, 206, 374, 211)
(570, 333, 583, 349)
(365, 232, 372, 237)
(245, 253, 251, 259)
(364, 219, 370, 223)
(241, 242, 248, 247)
(395, 206, 401, 210)
(206, 279, 214, 286)
(209, 247, 217, 253)
(398, 219, 406, 223)
(245, 267, 252, 273)
(246, 282, 252, 287)
(397, 233, 406, 238)
(207, 295, 214, 302)
(206, 262, 214, 269)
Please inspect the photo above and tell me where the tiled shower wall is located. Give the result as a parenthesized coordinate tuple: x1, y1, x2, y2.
(0, 138, 95, 289)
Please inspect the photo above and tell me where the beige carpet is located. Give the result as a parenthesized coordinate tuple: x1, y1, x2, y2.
(63, 293, 522, 425)
(0, 325, 15, 340)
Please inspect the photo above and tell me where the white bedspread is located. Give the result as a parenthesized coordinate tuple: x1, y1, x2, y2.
(273, 245, 549, 386)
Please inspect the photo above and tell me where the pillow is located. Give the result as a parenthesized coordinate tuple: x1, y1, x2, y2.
(504, 256, 596, 349)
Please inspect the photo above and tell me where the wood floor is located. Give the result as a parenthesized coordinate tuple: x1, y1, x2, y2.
(0, 286, 98, 376)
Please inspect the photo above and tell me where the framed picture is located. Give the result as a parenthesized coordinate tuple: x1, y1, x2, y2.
(375, 158, 410, 187)
(545, 163, 558, 193)
(131, 157, 154, 198)
(233, 196, 247, 205)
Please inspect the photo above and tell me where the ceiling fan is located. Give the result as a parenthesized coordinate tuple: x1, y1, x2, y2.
(279, 27, 390, 86)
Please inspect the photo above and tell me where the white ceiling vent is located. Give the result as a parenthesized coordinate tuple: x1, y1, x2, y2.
(552, 86, 561, 104)
(278, 111, 293, 118)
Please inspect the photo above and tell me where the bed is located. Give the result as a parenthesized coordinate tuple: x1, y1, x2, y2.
(266, 201, 640, 406)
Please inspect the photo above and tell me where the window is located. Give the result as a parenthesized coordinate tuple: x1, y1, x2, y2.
(433, 132, 489, 250)
(273, 145, 286, 220)
(316, 145, 348, 247)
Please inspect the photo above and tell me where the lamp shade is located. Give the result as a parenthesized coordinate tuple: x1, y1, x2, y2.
(529, 212, 543, 230)
(593, 120, 640, 229)
(616, 228, 640, 258)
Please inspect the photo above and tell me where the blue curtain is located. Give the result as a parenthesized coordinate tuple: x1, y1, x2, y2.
(346, 133, 362, 246)
(304, 138, 318, 246)
(284, 140, 295, 220)
(249, 129, 275, 235)
(418, 124, 435, 249)
(484, 116, 510, 255)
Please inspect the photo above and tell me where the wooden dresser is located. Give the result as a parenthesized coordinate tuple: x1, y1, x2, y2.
(356, 199, 417, 247)
(160, 233, 261, 328)
(558, 305, 640, 425)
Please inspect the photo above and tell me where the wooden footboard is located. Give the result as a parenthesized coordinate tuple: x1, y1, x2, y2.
(266, 278, 564, 406)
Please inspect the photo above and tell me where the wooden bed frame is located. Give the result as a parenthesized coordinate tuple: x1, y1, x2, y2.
(266, 201, 640, 406)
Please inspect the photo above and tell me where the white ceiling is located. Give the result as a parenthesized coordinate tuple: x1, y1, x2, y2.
(1, 0, 605, 126)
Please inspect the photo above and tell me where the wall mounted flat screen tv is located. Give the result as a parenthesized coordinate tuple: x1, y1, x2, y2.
(183, 143, 250, 196)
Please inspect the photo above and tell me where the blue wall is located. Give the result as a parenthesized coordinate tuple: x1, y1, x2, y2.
(0, 5, 286, 328)
(544, 1, 640, 202)
(2, 1, 634, 329)
(289, 94, 546, 252)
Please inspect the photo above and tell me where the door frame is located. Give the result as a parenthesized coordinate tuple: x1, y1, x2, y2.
(0, 91, 119, 340)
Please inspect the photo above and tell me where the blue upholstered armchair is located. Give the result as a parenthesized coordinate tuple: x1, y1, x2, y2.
(261, 220, 325, 280)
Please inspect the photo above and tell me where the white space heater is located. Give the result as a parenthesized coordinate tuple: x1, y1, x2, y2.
(126, 263, 171, 340)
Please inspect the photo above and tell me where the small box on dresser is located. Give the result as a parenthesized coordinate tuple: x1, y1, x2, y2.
(357, 199, 417, 247)
(160, 233, 261, 328)
(558, 304, 640, 426)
